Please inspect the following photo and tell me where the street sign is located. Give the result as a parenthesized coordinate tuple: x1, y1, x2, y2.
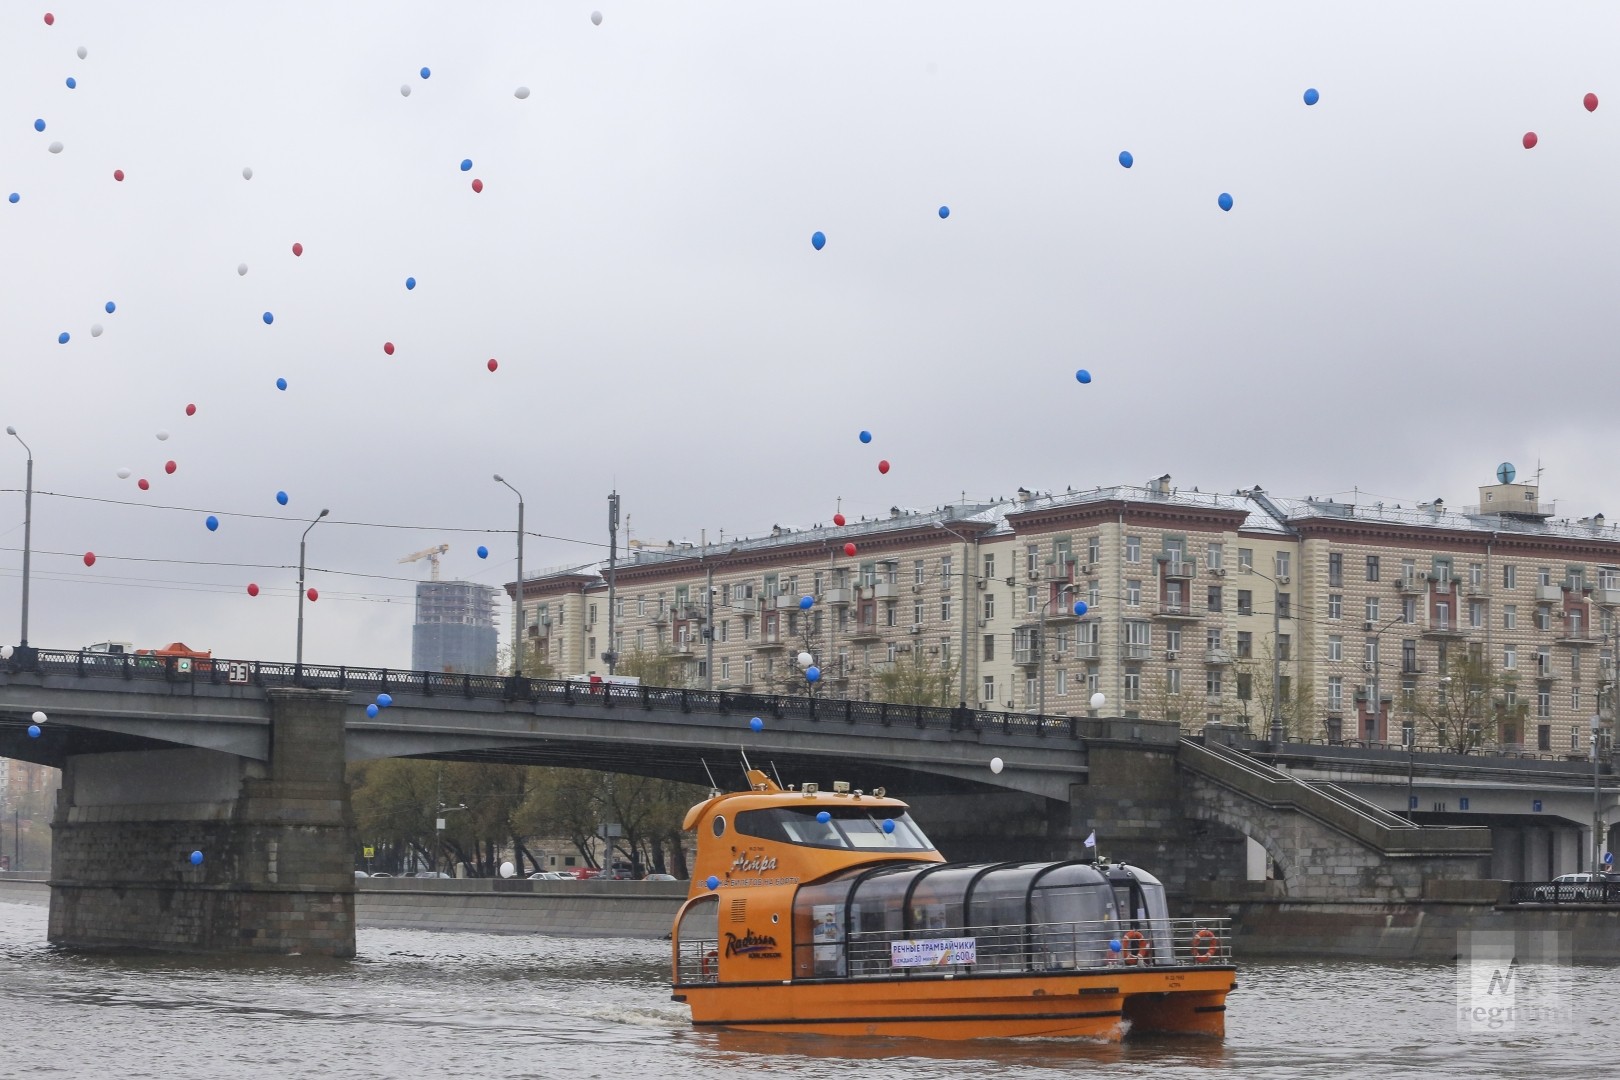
(1532, 799, 1543, 813)
(363, 846, 375, 859)
(225, 661, 250, 685)
(1606, 852, 1614, 866)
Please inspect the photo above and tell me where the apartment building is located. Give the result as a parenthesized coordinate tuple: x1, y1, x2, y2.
(507, 472, 1620, 755)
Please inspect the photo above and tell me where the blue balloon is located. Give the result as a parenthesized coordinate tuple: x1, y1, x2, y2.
(276, 490, 289, 505)
(705, 875, 720, 890)
(749, 717, 763, 732)
(811, 231, 825, 251)
(34, 119, 45, 132)
(190, 850, 204, 866)
(476, 545, 489, 559)
(263, 311, 275, 324)
(460, 158, 472, 171)
(1073, 600, 1088, 617)
(1075, 369, 1091, 384)
(938, 205, 950, 219)
(27, 724, 40, 739)
(1118, 150, 1133, 169)
(420, 66, 431, 79)
(66, 77, 76, 89)
(1303, 87, 1320, 106)
(205, 515, 219, 531)
(859, 430, 872, 443)
(58, 332, 69, 344)
(1110, 939, 1122, 953)
(104, 300, 116, 314)
(405, 277, 416, 290)
(882, 819, 895, 834)
(1218, 192, 1234, 212)
(7, 194, 17, 204)
(366, 703, 379, 718)
(798, 595, 813, 610)
(805, 666, 821, 682)
(377, 693, 393, 708)
(275, 377, 287, 390)
(816, 811, 830, 824)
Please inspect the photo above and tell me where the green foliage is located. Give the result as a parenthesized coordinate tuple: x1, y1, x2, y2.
(874, 647, 960, 708)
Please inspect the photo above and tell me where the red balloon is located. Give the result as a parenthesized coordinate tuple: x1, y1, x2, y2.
(185, 403, 196, 416)
(83, 552, 95, 566)
(471, 178, 484, 193)
(383, 341, 395, 355)
(137, 478, 150, 490)
(843, 543, 857, 557)
(487, 358, 498, 372)
(306, 587, 319, 602)
(1585, 93, 1600, 113)
(113, 169, 125, 182)
(833, 513, 846, 527)
(878, 460, 890, 474)
(43, 12, 54, 25)
(291, 242, 303, 256)
(246, 583, 259, 597)
(1522, 131, 1538, 149)
(164, 460, 177, 474)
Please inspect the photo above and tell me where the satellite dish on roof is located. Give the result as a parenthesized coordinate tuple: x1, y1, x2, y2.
(1496, 462, 1516, 484)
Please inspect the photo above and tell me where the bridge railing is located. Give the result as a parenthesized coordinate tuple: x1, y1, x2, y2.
(1505, 880, 1620, 904)
(10, 648, 1098, 742)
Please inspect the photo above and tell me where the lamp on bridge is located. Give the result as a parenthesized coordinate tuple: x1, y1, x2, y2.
(493, 475, 525, 677)
(5, 426, 34, 662)
(295, 508, 330, 676)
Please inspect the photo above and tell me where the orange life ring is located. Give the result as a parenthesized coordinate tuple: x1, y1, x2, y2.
(1122, 929, 1150, 965)
(700, 949, 718, 978)
(1191, 928, 1218, 963)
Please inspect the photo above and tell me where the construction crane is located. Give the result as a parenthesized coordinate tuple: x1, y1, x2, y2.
(399, 543, 450, 581)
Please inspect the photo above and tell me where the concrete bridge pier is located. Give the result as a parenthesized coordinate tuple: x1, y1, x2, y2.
(47, 689, 356, 956)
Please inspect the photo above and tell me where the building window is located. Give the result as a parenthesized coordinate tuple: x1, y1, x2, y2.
(1435, 601, 1450, 629)
(1277, 635, 1291, 661)
(1538, 566, 1552, 587)
(1207, 586, 1223, 613)
(914, 559, 926, 586)
(1470, 563, 1483, 587)
(720, 619, 729, 643)
(1328, 594, 1342, 620)
(981, 676, 996, 703)
(940, 555, 952, 585)
(1238, 548, 1254, 570)
(1026, 585, 1039, 615)
(1126, 535, 1141, 563)
(1537, 724, 1551, 751)
(884, 603, 898, 627)
(1125, 621, 1151, 657)
(1237, 590, 1253, 617)
(914, 600, 925, 626)
(1328, 552, 1343, 587)
(1402, 597, 1417, 624)
(983, 594, 995, 620)
(1503, 645, 1516, 670)
(983, 634, 995, 661)
(1469, 600, 1483, 628)
(1328, 635, 1342, 662)
(1572, 686, 1581, 712)
(1366, 596, 1380, 623)
(1026, 545, 1040, 575)
(1278, 593, 1292, 620)
(1537, 648, 1552, 678)
(1207, 627, 1223, 651)
(1366, 556, 1381, 582)
(1275, 552, 1291, 579)
(636, 595, 646, 616)
(1236, 631, 1253, 658)
(1127, 580, 1142, 606)
(941, 596, 953, 622)
(1503, 605, 1516, 630)
(1206, 669, 1223, 697)
(1536, 687, 1551, 718)
(983, 553, 996, 580)
(1207, 543, 1224, 570)
(1328, 676, 1343, 712)
(1236, 673, 1252, 701)
(743, 657, 753, 684)
(1166, 667, 1182, 695)
(719, 657, 730, 682)
(635, 628, 644, 651)
(1569, 609, 1584, 636)
(1124, 669, 1141, 701)
(1503, 564, 1517, 589)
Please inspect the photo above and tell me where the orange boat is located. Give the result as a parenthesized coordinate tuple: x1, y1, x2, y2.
(670, 770, 1235, 1041)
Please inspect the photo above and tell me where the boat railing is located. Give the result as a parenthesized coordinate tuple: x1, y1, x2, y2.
(676, 937, 722, 985)
(841, 917, 1231, 977)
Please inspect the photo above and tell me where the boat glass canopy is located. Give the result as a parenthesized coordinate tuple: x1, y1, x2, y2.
(734, 805, 934, 852)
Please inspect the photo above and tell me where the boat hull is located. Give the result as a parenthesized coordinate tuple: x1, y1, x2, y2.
(676, 966, 1234, 1041)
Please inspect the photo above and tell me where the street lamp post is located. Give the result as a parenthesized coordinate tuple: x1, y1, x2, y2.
(931, 522, 978, 708)
(435, 802, 468, 876)
(494, 476, 525, 676)
(295, 508, 330, 676)
(5, 427, 33, 653)
(1594, 713, 1605, 873)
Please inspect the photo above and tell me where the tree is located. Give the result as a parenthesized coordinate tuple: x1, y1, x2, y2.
(615, 648, 686, 686)
(1405, 652, 1527, 752)
(874, 646, 960, 707)
(1233, 634, 1317, 739)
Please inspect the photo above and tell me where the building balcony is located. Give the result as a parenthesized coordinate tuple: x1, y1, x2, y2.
(1206, 648, 1232, 665)
(1160, 557, 1196, 580)
(1593, 588, 1620, 607)
(729, 597, 759, 616)
(772, 594, 799, 610)
(1124, 643, 1151, 660)
(754, 636, 787, 652)
(1075, 642, 1100, 659)
(822, 588, 855, 606)
(871, 582, 900, 600)
(651, 611, 670, 626)
(1556, 630, 1602, 646)
(1013, 649, 1040, 667)
(1430, 578, 1454, 595)
(1535, 584, 1565, 602)
(1421, 621, 1464, 638)
(848, 625, 882, 643)
(1153, 602, 1203, 620)
(1397, 572, 1426, 594)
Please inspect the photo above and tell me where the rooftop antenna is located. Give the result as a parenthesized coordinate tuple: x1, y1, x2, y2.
(769, 760, 785, 789)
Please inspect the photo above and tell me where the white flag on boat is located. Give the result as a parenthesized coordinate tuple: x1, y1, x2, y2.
(1083, 831, 1096, 848)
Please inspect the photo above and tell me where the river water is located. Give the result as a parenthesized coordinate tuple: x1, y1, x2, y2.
(1, 898, 1615, 1079)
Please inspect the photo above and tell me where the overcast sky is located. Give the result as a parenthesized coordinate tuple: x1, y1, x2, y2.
(1, 3, 1616, 668)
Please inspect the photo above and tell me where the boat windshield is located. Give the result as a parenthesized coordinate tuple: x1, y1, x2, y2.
(734, 806, 935, 852)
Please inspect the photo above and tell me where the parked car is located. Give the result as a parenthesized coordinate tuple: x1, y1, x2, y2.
(1533, 873, 1618, 901)
(370, 872, 393, 878)
(413, 871, 452, 879)
(528, 871, 573, 880)
(641, 873, 678, 882)
(354, 870, 368, 878)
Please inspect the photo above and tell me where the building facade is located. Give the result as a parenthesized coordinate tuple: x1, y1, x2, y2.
(411, 580, 499, 674)
(507, 473, 1620, 756)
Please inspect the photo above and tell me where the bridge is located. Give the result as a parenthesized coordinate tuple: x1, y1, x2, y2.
(2, 647, 1615, 955)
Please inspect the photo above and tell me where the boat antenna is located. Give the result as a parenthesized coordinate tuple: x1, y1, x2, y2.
(739, 746, 754, 781)
(769, 760, 785, 789)
(699, 758, 720, 796)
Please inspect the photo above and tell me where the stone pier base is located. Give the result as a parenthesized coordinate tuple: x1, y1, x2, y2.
(48, 689, 356, 956)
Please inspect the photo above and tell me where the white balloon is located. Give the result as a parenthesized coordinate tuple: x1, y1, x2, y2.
(48, 141, 63, 154)
(514, 86, 531, 99)
(242, 166, 253, 180)
(90, 324, 104, 337)
(0, 646, 11, 660)
(499, 861, 516, 879)
(400, 84, 412, 97)
(591, 10, 603, 24)
(116, 467, 131, 479)
(1089, 692, 1106, 709)
(990, 757, 1004, 774)
(77, 45, 88, 59)
(796, 651, 813, 668)
(237, 263, 248, 276)
(156, 431, 169, 441)
(32, 711, 47, 724)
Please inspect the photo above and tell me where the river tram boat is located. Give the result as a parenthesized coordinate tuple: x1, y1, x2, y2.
(670, 770, 1235, 1041)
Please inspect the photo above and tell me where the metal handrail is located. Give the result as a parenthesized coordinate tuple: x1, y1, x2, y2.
(1506, 880, 1620, 904)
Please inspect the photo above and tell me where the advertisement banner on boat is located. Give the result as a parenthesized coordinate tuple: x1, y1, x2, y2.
(891, 937, 977, 967)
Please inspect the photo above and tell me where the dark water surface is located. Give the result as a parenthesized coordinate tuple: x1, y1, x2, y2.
(1, 899, 1615, 1079)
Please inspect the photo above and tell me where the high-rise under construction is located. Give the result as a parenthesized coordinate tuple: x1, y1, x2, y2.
(411, 580, 499, 674)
